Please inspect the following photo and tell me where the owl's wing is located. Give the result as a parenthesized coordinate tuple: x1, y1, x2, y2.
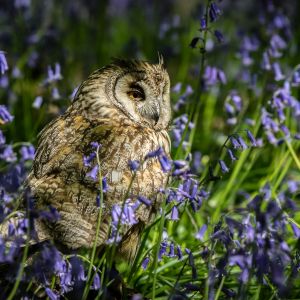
(32, 115, 75, 179)
(32, 114, 113, 180)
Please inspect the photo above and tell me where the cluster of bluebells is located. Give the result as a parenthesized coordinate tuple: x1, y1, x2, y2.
(142, 233, 185, 270)
(203, 65, 226, 87)
(215, 130, 258, 176)
(201, 182, 300, 298)
(83, 141, 108, 200)
(231, 1, 300, 145)
(172, 114, 194, 149)
(27, 244, 101, 299)
(237, 1, 290, 85)
(224, 91, 242, 126)
(190, 1, 225, 49)
(0, 51, 9, 75)
(172, 83, 193, 112)
(261, 79, 300, 144)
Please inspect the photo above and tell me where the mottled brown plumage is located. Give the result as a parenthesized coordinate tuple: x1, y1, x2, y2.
(26, 59, 171, 260)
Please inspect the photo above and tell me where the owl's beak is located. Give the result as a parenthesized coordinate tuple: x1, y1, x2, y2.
(154, 97, 171, 130)
(153, 101, 160, 125)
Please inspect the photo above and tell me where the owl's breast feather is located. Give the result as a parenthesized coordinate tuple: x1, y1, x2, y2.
(99, 127, 170, 223)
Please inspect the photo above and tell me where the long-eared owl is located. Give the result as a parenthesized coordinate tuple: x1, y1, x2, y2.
(26, 58, 171, 260)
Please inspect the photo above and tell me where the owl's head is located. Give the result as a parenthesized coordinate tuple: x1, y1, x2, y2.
(72, 57, 171, 130)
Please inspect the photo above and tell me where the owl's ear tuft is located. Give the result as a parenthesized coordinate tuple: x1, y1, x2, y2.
(157, 52, 165, 68)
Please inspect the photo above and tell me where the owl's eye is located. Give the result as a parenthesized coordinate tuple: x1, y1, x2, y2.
(127, 84, 145, 101)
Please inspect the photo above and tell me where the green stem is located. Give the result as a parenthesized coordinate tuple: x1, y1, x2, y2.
(82, 146, 104, 300)
(214, 276, 225, 300)
(253, 285, 261, 300)
(285, 140, 300, 170)
(7, 212, 31, 300)
(151, 199, 167, 300)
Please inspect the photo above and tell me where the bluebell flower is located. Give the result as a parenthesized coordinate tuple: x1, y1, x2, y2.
(242, 35, 260, 52)
(132, 294, 143, 300)
(209, 2, 221, 22)
(168, 242, 176, 258)
(20, 145, 35, 160)
(172, 114, 194, 147)
(102, 176, 108, 192)
(238, 50, 253, 66)
(39, 205, 61, 221)
(214, 30, 224, 43)
(111, 202, 137, 227)
(159, 154, 172, 173)
(45, 63, 63, 84)
(217, 69, 227, 84)
(70, 85, 79, 100)
(172, 160, 189, 176)
(186, 248, 197, 279)
(0, 105, 14, 124)
(158, 241, 168, 260)
(219, 160, 229, 173)
(86, 165, 99, 180)
(106, 228, 122, 244)
(270, 34, 287, 52)
(0, 130, 5, 145)
(260, 182, 271, 200)
(83, 152, 96, 167)
(204, 66, 227, 86)
(200, 17, 206, 30)
(211, 229, 231, 246)
(192, 151, 202, 173)
(173, 85, 193, 111)
(0, 75, 8, 88)
(137, 195, 152, 206)
(145, 147, 163, 158)
(262, 51, 271, 70)
(128, 160, 140, 171)
(0, 51, 9, 74)
(272, 62, 285, 81)
(91, 273, 101, 290)
(204, 66, 217, 85)
(12, 66, 22, 78)
(91, 141, 100, 149)
(51, 87, 60, 100)
(172, 82, 182, 93)
(169, 205, 179, 221)
(227, 148, 237, 161)
(291, 68, 300, 87)
(96, 193, 101, 207)
(225, 102, 235, 115)
(176, 245, 183, 260)
(141, 256, 150, 269)
(195, 224, 207, 241)
(246, 130, 257, 146)
(45, 288, 58, 300)
(0, 145, 17, 162)
(70, 256, 87, 281)
(287, 180, 299, 193)
(32, 96, 43, 109)
(237, 136, 248, 150)
(291, 223, 300, 238)
(280, 124, 290, 137)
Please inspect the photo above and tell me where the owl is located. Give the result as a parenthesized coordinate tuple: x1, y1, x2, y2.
(26, 58, 171, 261)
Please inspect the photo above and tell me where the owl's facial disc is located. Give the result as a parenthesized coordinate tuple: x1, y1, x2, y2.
(113, 69, 171, 129)
(126, 82, 159, 124)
